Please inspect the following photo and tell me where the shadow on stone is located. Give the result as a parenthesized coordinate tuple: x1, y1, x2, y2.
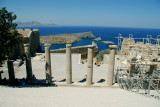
(59, 79, 66, 82)
(79, 78, 86, 83)
(0, 79, 57, 88)
(97, 79, 105, 83)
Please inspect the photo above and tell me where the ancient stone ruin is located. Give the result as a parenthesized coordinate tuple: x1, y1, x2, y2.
(9, 29, 40, 59)
(116, 35, 160, 99)
(17, 29, 40, 55)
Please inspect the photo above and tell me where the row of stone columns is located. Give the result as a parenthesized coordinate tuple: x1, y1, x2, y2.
(64, 44, 95, 86)
(64, 44, 117, 86)
(7, 44, 34, 84)
(6, 43, 54, 85)
(7, 43, 117, 86)
(7, 43, 53, 85)
(43, 43, 117, 86)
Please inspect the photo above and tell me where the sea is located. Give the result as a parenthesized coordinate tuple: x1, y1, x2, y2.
(17, 26, 160, 51)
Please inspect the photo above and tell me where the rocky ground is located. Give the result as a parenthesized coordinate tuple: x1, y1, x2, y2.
(0, 53, 108, 85)
(0, 53, 160, 107)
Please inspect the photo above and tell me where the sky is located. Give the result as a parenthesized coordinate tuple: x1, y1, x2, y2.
(0, 0, 160, 28)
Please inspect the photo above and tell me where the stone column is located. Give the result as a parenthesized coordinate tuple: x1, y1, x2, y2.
(24, 44, 33, 83)
(106, 45, 117, 86)
(86, 46, 94, 86)
(0, 71, 2, 81)
(66, 43, 72, 84)
(7, 60, 15, 84)
(44, 43, 52, 84)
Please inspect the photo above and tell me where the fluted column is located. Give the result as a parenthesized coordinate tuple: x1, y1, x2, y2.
(44, 43, 52, 84)
(7, 60, 15, 84)
(86, 46, 94, 86)
(24, 44, 33, 83)
(106, 45, 117, 86)
(66, 43, 72, 84)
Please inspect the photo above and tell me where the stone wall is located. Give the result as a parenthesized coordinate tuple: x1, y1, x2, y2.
(50, 42, 98, 59)
(9, 36, 24, 59)
(29, 29, 40, 54)
(9, 29, 40, 59)
(17, 29, 40, 55)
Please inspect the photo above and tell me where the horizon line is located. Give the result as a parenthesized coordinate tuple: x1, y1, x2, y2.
(16, 25, 160, 30)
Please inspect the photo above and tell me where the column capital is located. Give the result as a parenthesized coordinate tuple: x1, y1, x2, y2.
(66, 43, 72, 47)
(88, 45, 94, 48)
(109, 45, 117, 49)
(24, 44, 30, 47)
(44, 43, 51, 47)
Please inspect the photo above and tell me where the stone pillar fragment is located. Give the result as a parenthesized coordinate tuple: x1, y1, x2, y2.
(0, 74, 2, 81)
(106, 45, 117, 86)
(44, 43, 52, 84)
(86, 46, 94, 86)
(7, 60, 15, 84)
(0, 70, 3, 81)
(24, 44, 33, 83)
(66, 44, 72, 84)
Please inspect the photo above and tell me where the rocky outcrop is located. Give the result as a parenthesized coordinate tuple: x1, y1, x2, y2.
(94, 37, 101, 41)
(103, 41, 114, 45)
(40, 32, 96, 44)
(40, 35, 81, 44)
(72, 32, 96, 38)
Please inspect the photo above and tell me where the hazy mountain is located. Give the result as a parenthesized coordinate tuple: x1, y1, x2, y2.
(16, 21, 58, 27)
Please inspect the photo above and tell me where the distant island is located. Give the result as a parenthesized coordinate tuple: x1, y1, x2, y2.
(40, 32, 96, 44)
(16, 21, 58, 27)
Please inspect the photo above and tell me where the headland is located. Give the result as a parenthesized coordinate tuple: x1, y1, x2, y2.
(40, 32, 96, 44)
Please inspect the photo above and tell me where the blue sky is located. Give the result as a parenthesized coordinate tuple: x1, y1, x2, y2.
(0, 0, 160, 28)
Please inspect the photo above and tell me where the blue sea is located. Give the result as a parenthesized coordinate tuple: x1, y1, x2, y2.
(17, 26, 160, 51)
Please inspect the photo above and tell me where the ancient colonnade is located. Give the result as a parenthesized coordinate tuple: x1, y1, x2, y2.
(6, 43, 117, 86)
(43, 43, 116, 86)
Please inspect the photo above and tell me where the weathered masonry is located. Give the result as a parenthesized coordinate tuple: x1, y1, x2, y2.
(50, 42, 98, 59)
(9, 29, 40, 60)
(17, 29, 40, 55)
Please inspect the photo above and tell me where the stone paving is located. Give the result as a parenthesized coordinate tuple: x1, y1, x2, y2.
(1, 53, 108, 86)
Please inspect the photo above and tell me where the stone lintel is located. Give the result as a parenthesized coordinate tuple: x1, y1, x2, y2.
(109, 45, 117, 49)
(88, 45, 94, 48)
(24, 44, 30, 47)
